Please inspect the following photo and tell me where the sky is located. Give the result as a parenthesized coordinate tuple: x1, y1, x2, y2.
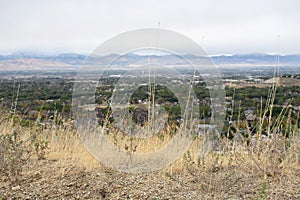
(0, 0, 299, 55)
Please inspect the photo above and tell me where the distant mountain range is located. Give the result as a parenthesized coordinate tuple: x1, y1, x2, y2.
(0, 52, 299, 72)
(1, 52, 299, 63)
(0, 52, 86, 65)
(211, 53, 300, 65)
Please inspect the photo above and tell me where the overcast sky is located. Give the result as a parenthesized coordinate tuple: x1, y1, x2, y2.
(0, 0, 299, 55)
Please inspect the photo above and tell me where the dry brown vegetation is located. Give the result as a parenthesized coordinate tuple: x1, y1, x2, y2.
(225, 77, 300, 88)
(0, 108, 299, 199)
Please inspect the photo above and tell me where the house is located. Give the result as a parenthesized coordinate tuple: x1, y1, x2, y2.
(244, 110, 256, 121)
(264, 77, 280, 84)
(196, 124, 217, 136)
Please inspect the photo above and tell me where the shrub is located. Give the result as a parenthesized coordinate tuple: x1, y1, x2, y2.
(0, 130, 30, 179)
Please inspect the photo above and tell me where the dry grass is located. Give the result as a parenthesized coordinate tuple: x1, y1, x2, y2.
(0, 87, 299, 199)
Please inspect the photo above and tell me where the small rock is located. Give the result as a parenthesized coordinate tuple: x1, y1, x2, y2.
(12, 185, 21, 190)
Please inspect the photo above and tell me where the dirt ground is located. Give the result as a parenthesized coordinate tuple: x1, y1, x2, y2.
(1, 156, 299, 200)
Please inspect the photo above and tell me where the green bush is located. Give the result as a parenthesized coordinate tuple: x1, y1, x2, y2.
(0, 130, 30, 178)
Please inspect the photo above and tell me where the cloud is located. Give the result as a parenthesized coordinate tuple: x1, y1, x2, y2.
(0, 0, 299, 54)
